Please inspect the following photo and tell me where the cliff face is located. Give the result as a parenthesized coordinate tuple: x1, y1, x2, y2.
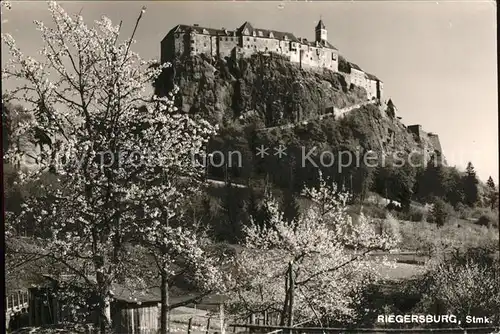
(156, 54, 443, 162)
(334, 105, 444, 163)
(157, 54, 368, 126)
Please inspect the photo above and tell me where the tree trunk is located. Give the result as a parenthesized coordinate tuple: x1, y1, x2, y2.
(287, 261, 294, 330)
(160, 271, 169, 334)
(279, 269, 289, 326)
(95, 271, 111, 334)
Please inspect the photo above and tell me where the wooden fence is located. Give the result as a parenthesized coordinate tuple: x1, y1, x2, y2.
(6, 290, 30, 314)
(227, 323, 500, 334)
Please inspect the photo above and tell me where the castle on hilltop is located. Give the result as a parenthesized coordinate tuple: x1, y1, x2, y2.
(161, 20, 384, 101)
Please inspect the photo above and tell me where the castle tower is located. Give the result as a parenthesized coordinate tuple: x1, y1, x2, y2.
(315, 19, 327, 43)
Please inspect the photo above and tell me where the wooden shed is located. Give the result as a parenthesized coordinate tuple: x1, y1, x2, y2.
(28, 274, 162, 334)
(28, 275, 102, 326)
(110, 284, 161, 334)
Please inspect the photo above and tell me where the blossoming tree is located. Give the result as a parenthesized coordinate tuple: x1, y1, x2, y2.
(2, 2, 222, 333)
(227, 172, 400, 326)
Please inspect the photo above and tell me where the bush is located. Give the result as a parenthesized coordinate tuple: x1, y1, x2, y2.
(415, 248, 500, 324)
(455, 202, 469, 219)
(379, 213, 402, 246)
(476, 213, 498, 228)
(348, 203, 386, 219)
(428, 198, 453, 227)
(395, 205, 427, 222)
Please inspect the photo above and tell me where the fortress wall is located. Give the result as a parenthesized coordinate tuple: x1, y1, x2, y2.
(218, 36, 239, 58)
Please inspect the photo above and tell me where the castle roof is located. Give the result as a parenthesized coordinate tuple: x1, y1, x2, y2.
(165, 22, 338, 51)
(316, 19, 326, 30)
(238, 21, 299, 42)
(321, 40, 338, 50)
(167, 24, 234, 37)
(365, 72, 380, 81)
(298, 38, 337, 50)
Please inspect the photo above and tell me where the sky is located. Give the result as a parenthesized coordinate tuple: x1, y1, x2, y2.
(1, 0, 498, 183)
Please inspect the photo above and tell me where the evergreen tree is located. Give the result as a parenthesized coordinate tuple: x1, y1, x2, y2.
(417, 156, 446, 201)
(486, 176, 498, 209)
(462, 162, 479, 207)
(429, 198, 449, 227)
(443, 167, 465, 207)
(487, 176, 495, 189)
(386, 99, 396, 119)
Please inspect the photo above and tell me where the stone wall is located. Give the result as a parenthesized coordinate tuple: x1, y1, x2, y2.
(350, 68, 366, 88)
(217, 36, 239, 58)
(365, 78, 378, 100)
(189, 33, 214, 57)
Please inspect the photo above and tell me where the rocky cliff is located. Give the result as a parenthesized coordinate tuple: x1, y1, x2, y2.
(156, 53, 368, 125)
(155, 54, 443, 162)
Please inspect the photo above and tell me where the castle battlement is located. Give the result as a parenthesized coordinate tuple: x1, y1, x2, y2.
(161, 20, 383, 101)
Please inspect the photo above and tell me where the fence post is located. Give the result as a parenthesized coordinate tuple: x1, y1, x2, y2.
(220, 303, 225, 334)
(187, 317, 193, 334)
(206, 317, 211, 334)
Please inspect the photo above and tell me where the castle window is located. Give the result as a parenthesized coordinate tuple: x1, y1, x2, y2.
(244, 28, 249, 35)
(191, 40, 195, 44)
(191, 47, 195, 51)
(269, 32, 274, 38)
(246, 37, 250, 41)
(254, 38, 257, 42)
(253, 31, 256, 36)
(204, 43, 207, 47)
(258, 31, 263, 37)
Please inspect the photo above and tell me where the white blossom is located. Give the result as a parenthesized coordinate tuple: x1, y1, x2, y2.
(2, 1, 220, 327)
(227, 172, 399, 324)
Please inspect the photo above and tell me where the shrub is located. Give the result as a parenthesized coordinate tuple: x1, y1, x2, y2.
(395, 206, 427, 222)
(476, 208, 498, 227)
(347, 203, 387, 219)
(379, 213, 402, 246)
(476, 213, 498, 228)
(415, 248, 500, 324)
(455, 202, 469, 219)
(428, 198, 453, 227)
